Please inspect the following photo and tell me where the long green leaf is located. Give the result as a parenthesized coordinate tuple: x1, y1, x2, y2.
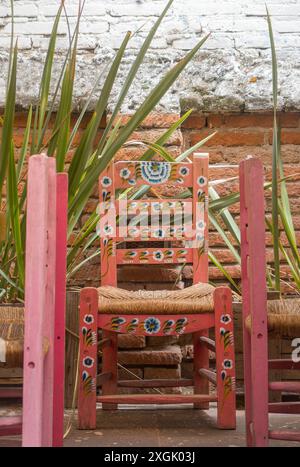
(97, 0, 175, 156)
(0, 43, 17, 200)
(7, 143, 24, 287)
(68, 31, 131, 198)
(69, 34, 210, 227)
(267, 7, 280, 291)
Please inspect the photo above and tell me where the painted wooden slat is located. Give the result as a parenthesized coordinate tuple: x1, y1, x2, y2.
(116, 198, 193, 214)
(114, 161, 193, 188)
(214, 287, 236, 429)
(97, 394, 218, 405)
(0, 387, 22, 398)
(240, 157, 269, 447)
(99, 163, 117, 286)
(52, 173, 68, 448)
(0, 416, 22, 436)
(268, 359, 300, 370)
(269, 430, 300, 442)
(116, 247, 193, 265)
(269, 381, 300, 392)
(22, 154, 50, 447)
(98, 313, 215, 336)
(118, 379, 194, 388)
(78, 288, 98, 430)
(193, 153, 209, 283)
(192, 153, 209, 409)
(269, 402, 300, 414)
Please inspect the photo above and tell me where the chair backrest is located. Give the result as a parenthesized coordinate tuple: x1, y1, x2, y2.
(98, 153, 209, 288)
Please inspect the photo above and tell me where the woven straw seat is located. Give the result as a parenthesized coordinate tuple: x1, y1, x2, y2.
(97, 282, 215, 315)
(0, 307, 24, 367)
(245, 299, 300, 336)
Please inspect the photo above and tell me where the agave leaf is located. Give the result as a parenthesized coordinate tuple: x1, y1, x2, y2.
(35, 2, 64, 151)
(68, 31, 131, 198)
(0, 42, 17, 200)
(209, 212, 241, 264)
(267, 7, 280, 291)
(7, 143, 24, 287)
(68, 34, 210, 230)
(17, 105, 32, 182)
(209, 251, 240, 294)
(97, 0, 175, 156)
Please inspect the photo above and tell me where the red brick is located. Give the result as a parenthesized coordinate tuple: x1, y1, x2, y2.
(107, 113, 180, 129)
(207, 115, 225, 128)
(189, 130, 265, 147)
(182, 115, 206, 129)
(224, 113, 274, 128)
(272, 129, 300, 145)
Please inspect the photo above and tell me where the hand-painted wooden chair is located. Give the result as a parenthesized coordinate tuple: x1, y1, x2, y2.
(78, 153, 236, 430)
(0, 154, 68, 447)
(240, 157, 300, 446)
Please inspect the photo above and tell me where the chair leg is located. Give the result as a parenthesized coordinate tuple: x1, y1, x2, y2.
(214, 287, 236, 429)
(78, 288, 98, 429)
(101, 330, 118, 410)
(243, 320, 254, 445)
(193, 330, 210, 409)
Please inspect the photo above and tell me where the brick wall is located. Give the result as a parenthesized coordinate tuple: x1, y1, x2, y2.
(181, 111, 300, 293)
(54, 110, 299, 294)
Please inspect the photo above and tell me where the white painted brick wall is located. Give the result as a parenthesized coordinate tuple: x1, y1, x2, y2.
(0, 0, 299, 112)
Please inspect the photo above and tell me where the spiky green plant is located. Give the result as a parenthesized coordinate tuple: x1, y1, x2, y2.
(0, 0, 212, 302)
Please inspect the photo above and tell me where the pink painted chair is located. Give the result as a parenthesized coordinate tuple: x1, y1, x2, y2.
(78, 153, 236, 431)
(0, 154, 68, 447)
(240, 157, 300, 446)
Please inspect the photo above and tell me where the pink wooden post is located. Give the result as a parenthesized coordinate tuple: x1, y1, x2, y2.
(42, 158, 57, 446)
(214, 287, 236, 429)
(52, 173, 68, 447)
(23, 155, 54, 447)
(78, 288, 98, 429)
(193, 153, 209, 409)
(240, 158, 269, 447)
(239, 159, 254, 446)
(99, 164, 118, 410)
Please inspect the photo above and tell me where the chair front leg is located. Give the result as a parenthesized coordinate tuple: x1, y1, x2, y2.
(78, 288, 98, 429)
(101, 330, 118, 410)
(193, 330, 210, 409)
(214, 287, 236, 429)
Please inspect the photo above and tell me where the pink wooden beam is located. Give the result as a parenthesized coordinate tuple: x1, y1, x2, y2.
(0, 388, 22, 398)
(269, 431, 300, 442)
(269, 381, 300, 392)
(240, 157, 269, 447)
(52, 173, 68, 447)
(40, 157, 57, 446)
(269, 359, 300, 370)
(269, 402, 300, 414)
(22, 154, 51, 447)
(0, 417, 22, 436)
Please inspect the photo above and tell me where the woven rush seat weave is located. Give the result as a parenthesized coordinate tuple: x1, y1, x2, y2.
(0, 306, 24, 367)
(97, 282, 215, 315)
(245, 299, 300, 336)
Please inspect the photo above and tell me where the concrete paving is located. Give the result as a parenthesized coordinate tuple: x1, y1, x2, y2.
(1, 401, 300, 447)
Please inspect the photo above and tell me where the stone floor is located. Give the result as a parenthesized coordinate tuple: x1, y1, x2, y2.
(0, 401, 300, 447)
